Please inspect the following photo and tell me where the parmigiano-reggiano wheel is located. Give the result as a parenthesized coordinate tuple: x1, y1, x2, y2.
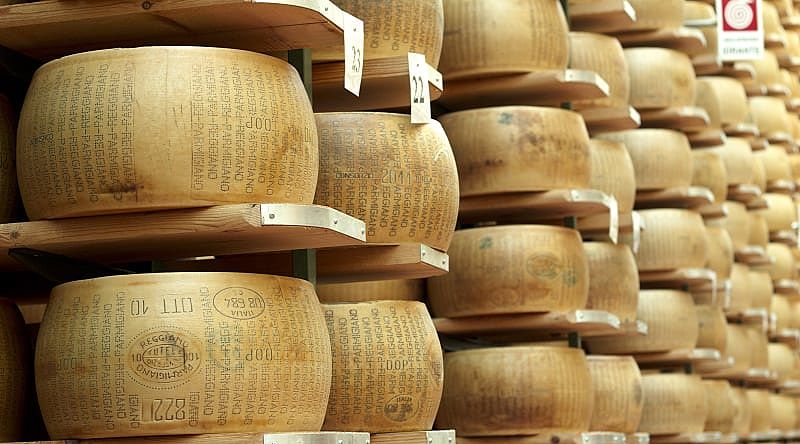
(767, 242, 798, 281)
(440, 106, 590, 197)
(695, 305, 728, 354)
(585, 290, 698, 354)
(756, 147, 793, 184)
(439, 0, 568, 80)
(703, 380, 736, 433)
(789, 154, 800, 179)
(322, 301, 443, 433)
(596, 130, 692, 191)
(705, 227, 734, 280)
(761, 193, 798, 232)
(732, 388, 752, 437)
(635, 209, 708, 271)
(726, 324, 753, 373)
(627, 0, 686, 31)
(17, 47, 318, 220)
(35, 273, 332, 439)
(638, 374, 708, 435)
(752, 51, 784, 85)
(692, 150, 728, 204)
(749, 213, 770, 248)
(586, 356, 643, 434)
(772, 295, 793, 332)
(748, 389, 772, 434)
(316, 279, 424, 303)
(314, 113, 459, 252)
(770, 394, 797, 431)
(791, 300, 800, 330)
(695, 77, 749, 129)
(711, 201, 751, 250)
(729, 264, 753, 313)
(747, 324, 769, 368)
(749, 96, 792, 136)
(752, 157, 768, 192)
(583, 242, 639, 323)
(0, 95, 16, 224)
(711, 138, 754, 186)
(569, 32, 630, 110)
(436, 346, 593, 436)
(589, 139, 636, 214)
(427, 225, 588, 318)
(768, 343, 798, 383)
(625, 48, 697, 110)
(749, 270, 775, 310)
(0, 299, 28, 442)
(764, 2, 787, 37)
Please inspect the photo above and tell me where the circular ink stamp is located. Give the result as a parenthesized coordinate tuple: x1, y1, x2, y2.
(384, 394, 418, 423)
(212, 287, 266, 320)
(526, 253, 562, 280)
(127, 327, 202, 389)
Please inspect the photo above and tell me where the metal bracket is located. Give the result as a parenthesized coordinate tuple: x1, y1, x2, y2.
(263, 432, 370, 444)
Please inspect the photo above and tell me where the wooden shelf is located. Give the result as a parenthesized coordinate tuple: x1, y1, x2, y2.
(639, 106, 711, 132)
(734, 246, 772, 266)
(579, 106, 642, 134)
(727, 184, 763, 204)
(770, 328, 800, 349)
(693, 355, 735, 374)
(635, 186, 714, 210)
(719, 62, 755, 80)
(766, 33, 788, 50)
(688, 129, 726, 148)
(0, 203, 365, 271)
(634, 348, 722, 369)
(779, 54, 800, 72)
(693, 54, 722, 76)
(766, 131, 797, 147)
(569, 0, 637, 33)
(372, 430, 455, 444)
(766, 83, 792, 97)
(698, 203, 727, 220)
(439, 69, 609, 111)
(779, 379, 800, 395)
(767, 179, 797, 194)
(724, 123, 760, 138)
(771, 230, 798, 246)
(615, 27, 707, 55)
(651, 432, 725, 444)
(0, 0, 349, 61)
(786, 97, 800, 114)
(628, 434, 650, 444)
(784, 15, 800, 30)
(579, 211, 637, 247)
(458, 188, 616, 225)
(640, 268, 717, 291)
(750, 137, 769, 151)
(774, 279, 800, 296)
(726, 308, 769, 328)
(12, 432, 373, 444)
(701, 367, 779, 384)
(462, 433, 627, 444)
(747, 430, 784, 442)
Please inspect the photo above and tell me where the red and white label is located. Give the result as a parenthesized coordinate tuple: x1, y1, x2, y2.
(716, 0, 764, 60)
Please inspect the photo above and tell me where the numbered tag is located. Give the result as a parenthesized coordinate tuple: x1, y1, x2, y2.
(408, 52, 431, 124)
(343, 13, 364, 96)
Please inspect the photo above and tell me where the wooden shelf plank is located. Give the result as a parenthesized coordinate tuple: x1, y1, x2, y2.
(635, 186, 714, 210)
(774, 279, 800, 296)
(726, 308, 769, 332)
(767, 179, 797, 194)
(719, 61, 755, 80)
(727, 184, 763, 204)
(747, 430, 784, 442)
(724, 123, 760, 138)
(10, 432, 372, 444)
(434, 310, 621, 340)
(734, 246, 771, 266)
(770, 328, 800, 349)
(458, 188, 616, 225)
(639, 268, 717, 290)
(579, 106, 641, 134)
(461, 433, 627, 444)
(633, 348, 722, 368)
(693, 54, 722, 76)
(372, 430, 455, 444)
(698, 203, 727, 220)
(615, 27, 707, 55)
(639, 106, 711, 132)
(771, 230, 798, 246)
(651, 432, 724, 444)
(628, 434, 650, 444)
(688, 129, 726, 148)
(568, 0, 636, 33)
(701, 367, 779, 385)
(0, 0, 348, 61)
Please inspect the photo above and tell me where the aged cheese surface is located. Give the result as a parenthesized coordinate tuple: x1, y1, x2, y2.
(726, 324, 753, 373)
(749, 96, 792, 136)
(635, 209, 708, 271)
(761, 193, 798, 232)
(316, 279, 424, 303)
(769, 343, 798, 382)
(747, 389, 772, 433)
(692, 150, 727, 204)
(695, 305, 728, 354)
(705, 227, 733, 280)
(0, 300, 29, 442)
(0, 95, 16, 223)
(588, 139, 636, 214)
(695, 77, 749, 129)
(627, 0, 686, 31)
(728, 264, 752, 313)
(703, 380, 736, 433)
(583, 242, 639, 323)
(625, 48, 697, 110)
(586, 356, 643, 434)
(638, 374, 708, 435)
(569, 32, 630, 110)
(732, 388, 752, 436)
(597, 130, 692, 191)
(767, 242, 797, 281)
(711, 138, 754, 186)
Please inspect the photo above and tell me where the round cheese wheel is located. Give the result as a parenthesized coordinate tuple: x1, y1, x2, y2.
(761, 193, 797, 232)
(313, 0, 444, 67)
(321, 301, 443, 433)
(749, 270, 775, 310)
(764, 2, 787, 36)
(703, 380, 736, 433)
(316, 279, 424, 303)
(0, 95, 16, 224)
(752, 157, 768, 192)
(436, 346, 593, 436)
(427, 225, 588, 318)
(625, 48, 697, 110)
(585, 290, 698, 354)
(314, 113, 459, 252)
(588, 139, 636, 214)
(583, 242, 639, 323)
(747, 325, 769, 368)
(780, 68, 800, 96)
(627, 0, 686, 31)
(711, 138, 754, 186)
(752, 51, 784, 85)
(705, 227, 734, 280)
(789, 154, 800, 179)
(756, 147, 793, 183)
(597, 130, 692, 191)
(750, 96, 792, 136)
(772, 295, 793, 332)
(768, 343, 798, 382)
(440, 106, 590, 197)
(715, 201, 751, 250)
(17, 47, 318, 220)
(726, 324, 753, 372)
(35, 273, 332, 439)
(770, 0, 795, 17)
(695, 77, 749, 129)
(586, 356, 643, 434)
(569, 32, 630, 109)
(729, 263, 753, 313)
(749, 213, 770, 248)
(0, 300, 29, 442)
(638, 374, 708, 435)
(695, 305, 728, 354)
(771, 394, 797, 431)
(767, 242, 798, 281)
(732, 387, 752, 437)
(748, 390, 772, 434)
(439, 0, 568, 80)
(692, 150, 728, 204)
(636, 209, 708, 271)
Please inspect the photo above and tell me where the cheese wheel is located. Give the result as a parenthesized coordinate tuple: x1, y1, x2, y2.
(684, 2, 718, 56)
(750, 96, 792, 136)
(752, 51, 784, 85)
(0, 95, 16, 224)
(726, 324, 753, 372)
(638, 374, 708, 435)
(792, 300, 800, 329)
(695, 305, 728, 354)
(768, 343, 797, 382)
(761, 193, 797, 232)
(756, 147, 794, 183)
(636, 209, 708, 271)
(0, 300, 29, 442)
(749, 270, 775, 310)
(752, 157, 768, 192)
(729, 263, 753, 313)
(583, 242, 639, 323)
(747, 325, 769, 368)
(439, 0, 568, 80)
(748, 390, 772, 434)
(588, 139, 636, 214)
(767, 242, 797, 280)
(771, 394, 797, 431)
(586, 356, 643, 434)
(569, 32, 630, 110)
(692, 150, 728, 204)
(436, 346, 593, 436)
(711, 138, 754, 186)
(705, 227, 734, 280)
(695, 77, 749, 129)
(322, 301, 443, 433)
(597, 130, 692, 191)
(585, 290, 698, 354)
(35, 273, 332, 439)
(16, 47, 318, 220)
(627, 0, 686, 31)
(703, 380, 736, 433)
(625, 48, 697, 110)
(316, 279, 424, 303)
(772, 295, 793, 332)
(789, 154, 800, 179)
(440, 106, 590, 197)
(427, 225, 589, 318)
(313, 0, 444, 67)
(716, 201, 751, 250)
(749, 213, 770, 248)
(314, 113, 459, 251)
(770, 0, 795, 17)
(732, 388, 752, 437)
(764, 2, 787, 36)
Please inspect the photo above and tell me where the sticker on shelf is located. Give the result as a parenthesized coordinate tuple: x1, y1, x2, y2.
(408, 52, 431, 124)
(343, 13, 364, 96)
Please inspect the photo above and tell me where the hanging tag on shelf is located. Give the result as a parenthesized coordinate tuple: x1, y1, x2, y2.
(408, 52, 431, 124)
(343, 12, 364, 96)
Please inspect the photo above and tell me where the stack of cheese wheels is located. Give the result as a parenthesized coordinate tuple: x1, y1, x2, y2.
(769, 343, 798, 382)
(756, 147, 793, 185)
(0, 300, 28, 442)
(726, 324, 753, 373)
(747, 324, 769, 368)
(569, 32, 630, 110)
(703, 381, 736, 433)
(322, 301, 443, 432)
(767, 243, 797, 281)
(752, 157, 768, 192)
(439, 0, 568, 80)
(440, 107, 590, 195)
(695, 305, 728, 353)
(684, 2, 717, 60)
(771, 394, 797, 431)
(436, 346, 593, 435)
(635, 209, 708, 271)
(597, 130, 691, 191)
(314, 0, 444, 66)
(427, 225, 588, 318)
(711, 138, 754, 186)
(16, 47, 318, 220)
(314, 113, 459, 251)
(772, 295, 793, 332)
(625, 48, 696, 110)
(761, 193, 797, 232)
(588, 139, 636, 215)
(729, 264, 752, 313)
(749, 97, 792, 136)
(586, 356, 643, 433)
(749, 270, 774, 310)
(0, 95, 15, 224)
(316, 279, 424, 303)
(626, 0, 685, 31)
(35, 273, 332, 439)
(692, 150, 728, 203)
(585, 290, 698, 354)
(705, 227, 734, 280)
(747, 390, 772, 434)
(749, 213, 770, 248)
(708, 201, 750, 251)
(732, 388, 752, 437)
(638, 374, 708, 435)
(695, 77, 749, 129)
(583, 242, 639, 324)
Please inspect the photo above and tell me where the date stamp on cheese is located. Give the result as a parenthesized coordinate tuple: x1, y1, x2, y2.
(384, 394, 418, 423)
(127, 327, 202, 389)
(212, 287, 266, 320)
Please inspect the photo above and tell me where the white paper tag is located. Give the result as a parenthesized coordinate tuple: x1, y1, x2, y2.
(408, 52, 431, 124)
(343, 13, 364, 96)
